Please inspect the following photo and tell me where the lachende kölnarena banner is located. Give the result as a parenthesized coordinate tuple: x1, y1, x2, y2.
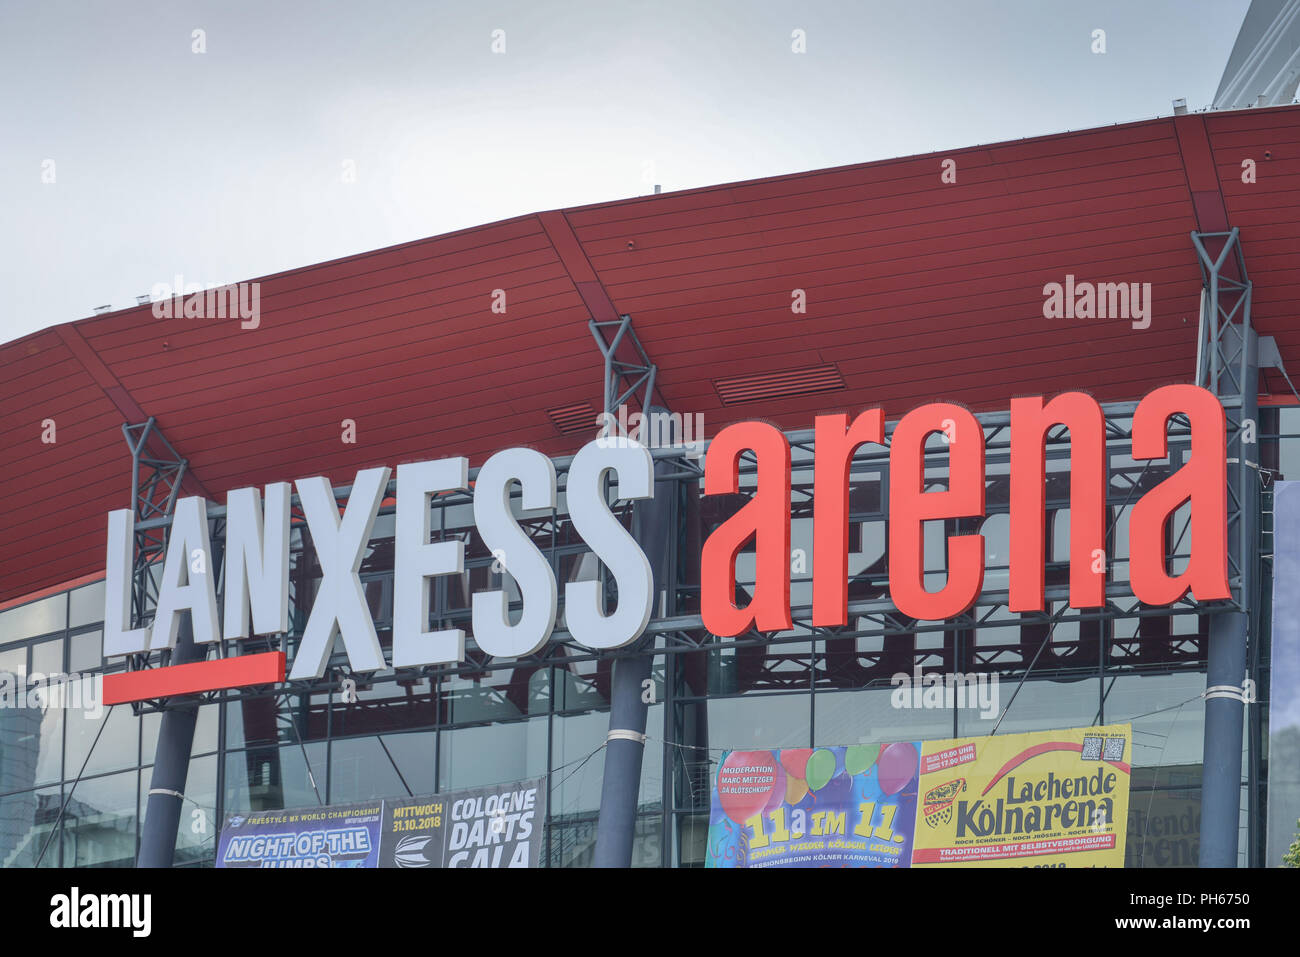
(707, 725, 1131, 868)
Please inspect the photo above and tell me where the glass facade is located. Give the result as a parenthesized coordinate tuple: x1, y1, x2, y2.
(0, 408, 1290, 868)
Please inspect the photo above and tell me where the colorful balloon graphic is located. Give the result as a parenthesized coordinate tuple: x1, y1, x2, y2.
(876, 742, 920, 796)
(763, 760, 787, 813)
(780, 749, 813, 780)
(805, 748, 837, 792)
(784, 775, 809, 805)
(844, 744, 880, 777)
(716, 750, 780, 824)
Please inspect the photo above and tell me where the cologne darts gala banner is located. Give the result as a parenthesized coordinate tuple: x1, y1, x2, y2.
(379, 777, 545, 868)
(912, 724, 1132, 867)
(705, 744, 922, 867)
(706, 725, 1132, 867)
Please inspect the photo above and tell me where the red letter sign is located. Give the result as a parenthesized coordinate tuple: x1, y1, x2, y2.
(701, 422, 793, 636)
(1009, 393, 1106, 611)
(1129, 385, 1230, 605)
(889, 403, 985, 620)
(812, 410, 884, 627)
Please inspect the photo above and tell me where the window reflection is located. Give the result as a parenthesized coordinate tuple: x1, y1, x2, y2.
(62, 771, 138, 868)
(329, 732, 435, 803)
(0, 595, 65, 646)
(224, 742, 327, 815)
(0, 786, 61, 867)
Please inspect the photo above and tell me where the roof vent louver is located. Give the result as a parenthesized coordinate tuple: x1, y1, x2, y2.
(548, 402, 597, 435)
(714, 364, 845, 405)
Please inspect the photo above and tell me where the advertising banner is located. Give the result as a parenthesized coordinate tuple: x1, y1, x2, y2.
(912, 724, 1132, 867)
(216, 801, 383, 868)
(705, 744, 921, 867)
(379, 777, 546, 868)
(706, 725, 1131, 868)
(216, 776, 546, 868)
(1267, 481, 1300, 866)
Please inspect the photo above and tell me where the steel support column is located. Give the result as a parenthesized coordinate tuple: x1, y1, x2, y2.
(137, 618, 206, 867)
(590, 313, 675, 866)
(122, 417, 207, 868)
(593, 427, 677, 866)
(1192, 229, 1259, 867)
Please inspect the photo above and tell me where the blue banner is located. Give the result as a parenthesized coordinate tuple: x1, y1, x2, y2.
(217, 801, 383, 868)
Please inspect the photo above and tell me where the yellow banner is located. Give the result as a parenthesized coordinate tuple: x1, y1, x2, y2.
(912, 724, 1131, 868)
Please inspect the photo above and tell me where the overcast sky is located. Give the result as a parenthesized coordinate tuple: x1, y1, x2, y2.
(0, 0, 1251, 344)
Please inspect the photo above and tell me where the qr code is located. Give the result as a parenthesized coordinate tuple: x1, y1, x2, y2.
(1081, 735, 1104, 760)
(1103, 737, 1126, 761)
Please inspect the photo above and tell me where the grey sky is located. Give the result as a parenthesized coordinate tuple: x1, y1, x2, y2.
(0, 0, 1251, 344)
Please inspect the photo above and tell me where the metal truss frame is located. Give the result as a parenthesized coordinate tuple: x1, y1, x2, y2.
(589, 314, 661, 420)
(1193, 227, 1258, 606)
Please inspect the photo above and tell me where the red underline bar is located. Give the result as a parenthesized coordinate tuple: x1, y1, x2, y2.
(103, 650, 286, 705)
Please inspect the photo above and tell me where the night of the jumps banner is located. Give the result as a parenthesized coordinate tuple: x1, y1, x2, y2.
(706, 724, 1132, 868)
(217, 801, 384, 868)
(216, 776, 545, 868)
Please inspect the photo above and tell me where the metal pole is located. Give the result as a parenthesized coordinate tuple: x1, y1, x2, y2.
(1199, 331, 1258, 868)
(593, 411, 677, 867)
(137, 617, 205, 867)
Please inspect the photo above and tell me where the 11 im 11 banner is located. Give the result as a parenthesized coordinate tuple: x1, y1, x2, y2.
(706, 725, 1131, 868)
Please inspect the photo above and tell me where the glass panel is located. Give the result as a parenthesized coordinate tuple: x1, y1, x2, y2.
(70, 582, 106, 628)
(815, 685, 956, 747)
(0, 646, 24, 684)
(0, 594, 65, 645)
(66, 699, 136, 778)
(31, 638, 63, 677)
(1125, 766, 1201, 868)
(1102, 670, 1206, 773)
(0, 786, 61, 867)
(674, 811, 709, 868)
(3, 665, 64, 788)
(225, 691, 327, 750)
(62, 771, 139, 867)
(630, 814, 663, 868)
(331, 675, 437, 736)
(956, 675, 1098, 737)
(443, 665, 548, 725)
(328, 732, 435, 803)
(440, 717, 546, 793)
(703, 693, 810, 752)
(223, 742, 327, 815)
(69, 630, 104, 673)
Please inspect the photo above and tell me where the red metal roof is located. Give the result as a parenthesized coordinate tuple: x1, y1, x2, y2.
(4, 106, 1300, 605)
